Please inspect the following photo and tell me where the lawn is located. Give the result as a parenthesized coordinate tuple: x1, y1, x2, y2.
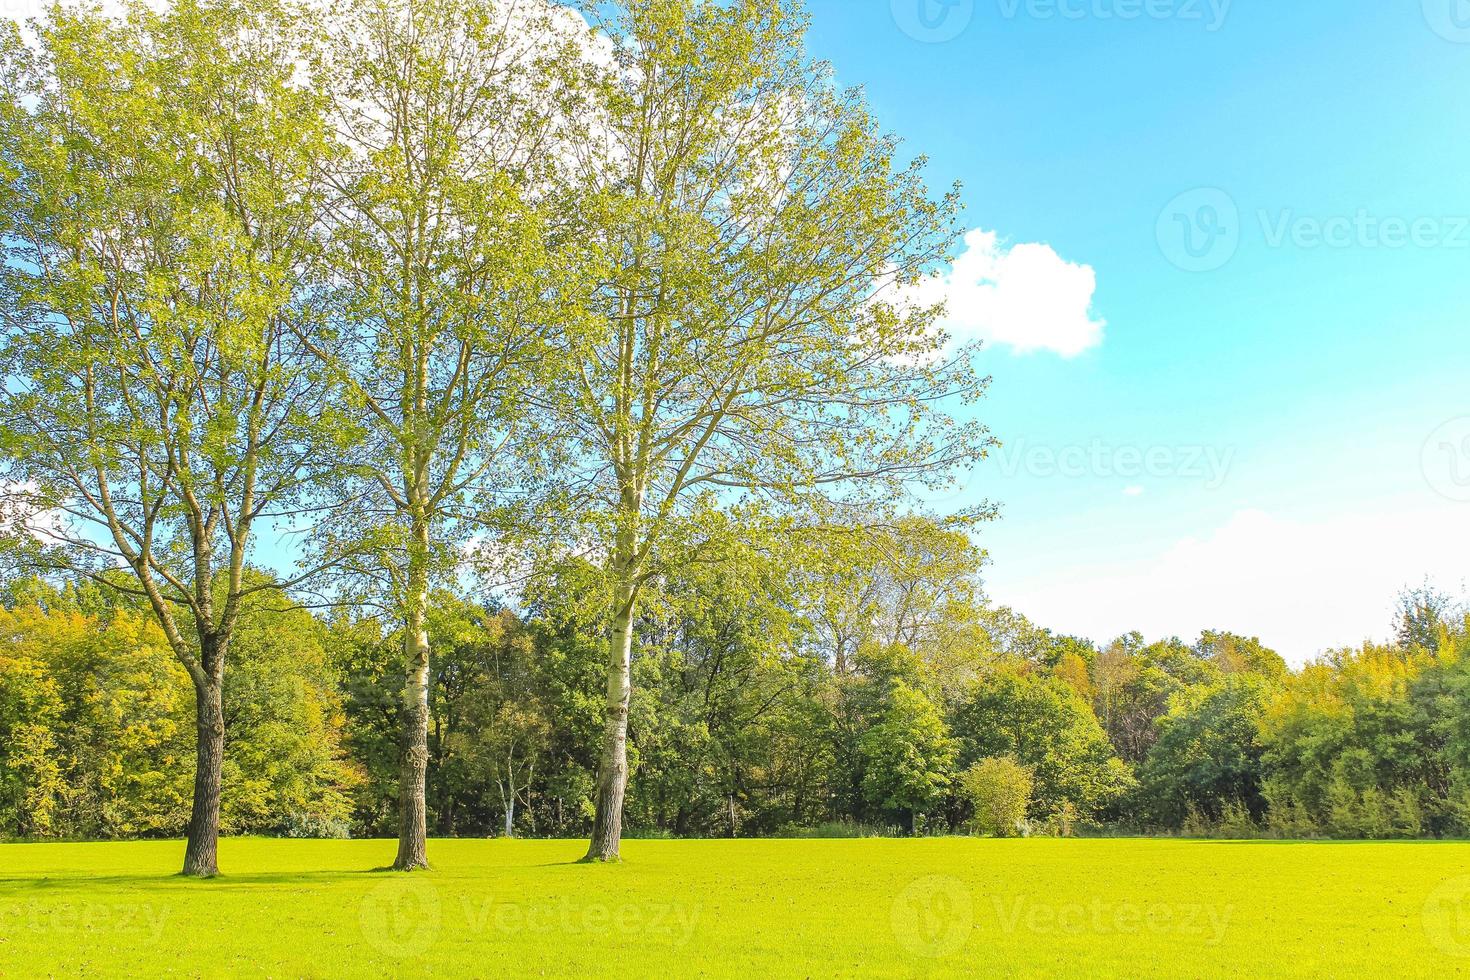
(2, 837, 1469, 977)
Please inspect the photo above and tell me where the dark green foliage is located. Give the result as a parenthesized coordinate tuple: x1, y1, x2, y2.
(951, 668, 1134, 822)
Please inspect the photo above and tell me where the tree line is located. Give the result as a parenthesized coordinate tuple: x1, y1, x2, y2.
(0, 0, 988, 874)
(6, 548, 1470, 845)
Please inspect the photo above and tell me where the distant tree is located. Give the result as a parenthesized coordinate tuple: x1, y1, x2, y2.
(1052, 652, 1093, 702)
(1090, 641, 1175, 765)
(953, 669, 1133, 821)
(1134, 675, 1271, 828)
(804, 515, 991, 684)
(0, 593, 190, 838)
(1395, 582, 1457, 652)
(0, 578, 356, 840)
(1259, 645, 1444, 837)
(859, 680, 956, 832)
(960, 756, 1032, 837)
(625, 547, 827, 837)
(221, 579, 360, 839)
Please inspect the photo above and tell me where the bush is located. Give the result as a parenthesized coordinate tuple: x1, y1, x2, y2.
(773, 820, 899, 839)
(961, 757, 1033, 838)
(281, 811, 352, 840)
(1039, 800, 1079, 838)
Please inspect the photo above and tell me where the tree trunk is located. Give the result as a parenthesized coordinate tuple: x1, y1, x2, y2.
(181, 678, 224, 877)
(584, 574, 636, 862)
(504, 794, 514, 838)
(394, 547, 432, 871)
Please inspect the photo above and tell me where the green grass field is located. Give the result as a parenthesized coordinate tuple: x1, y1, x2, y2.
(2, 837, 1469, 977)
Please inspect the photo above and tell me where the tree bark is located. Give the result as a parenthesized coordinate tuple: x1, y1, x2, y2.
(394, 541, 432, 871)
(181, 677, 224, 877)
(584, 574, 636, 862)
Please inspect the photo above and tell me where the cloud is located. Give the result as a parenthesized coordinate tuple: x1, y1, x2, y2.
(988, 504, 1470, 665)
(1123, 485, 1145, 497)
(905, 228, 1105, 358)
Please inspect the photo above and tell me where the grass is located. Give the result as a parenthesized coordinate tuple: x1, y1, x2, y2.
(2, 837, 1469, 977)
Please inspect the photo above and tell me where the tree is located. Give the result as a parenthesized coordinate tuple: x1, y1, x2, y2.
(1090, 637, 1183, 765)
(1196, 631, 1287, 681)
(306, 0, 581, 870)
(0, 0, 345, 875)
(625, 548, 827, 837)
(478, 704, 550, 837)
(1134, 675, 1271, 828)
(559, 0, 989, 861)
(804, 515, 991, 682)
(1395, 582, 1458, 652)
(218, 578, 360, 839)
(0, 576, 356, 840)
(1259, 644, 1449, 837)
(858, 680, 955, 832)
(960, 756, 1032, 837)
(952, 669, 1133, 821)
(0, 590, 192, 839)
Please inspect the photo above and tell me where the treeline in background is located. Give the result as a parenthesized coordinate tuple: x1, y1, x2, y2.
(5, 518, 1468, 842)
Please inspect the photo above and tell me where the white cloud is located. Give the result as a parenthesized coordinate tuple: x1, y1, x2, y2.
(906, 228, 1106, 358)
(989, 504, 1470, 665)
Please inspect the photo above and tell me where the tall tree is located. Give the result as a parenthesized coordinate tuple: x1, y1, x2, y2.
(560, 0, 990, 861)
(0, 0, 343, 876)
(308, 0, 580, 869)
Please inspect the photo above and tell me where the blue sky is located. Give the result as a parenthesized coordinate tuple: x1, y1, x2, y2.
(804, 0, 1470, 661)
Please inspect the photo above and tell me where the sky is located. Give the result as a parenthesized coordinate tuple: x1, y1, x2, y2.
(800, 0, 1470, 662)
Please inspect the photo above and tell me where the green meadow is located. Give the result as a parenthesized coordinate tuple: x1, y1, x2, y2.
(3, 838, 1469, 977)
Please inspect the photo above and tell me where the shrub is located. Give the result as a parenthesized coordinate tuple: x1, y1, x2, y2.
(961, 757, 1033, 838)
(773, 820, 899, 839)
